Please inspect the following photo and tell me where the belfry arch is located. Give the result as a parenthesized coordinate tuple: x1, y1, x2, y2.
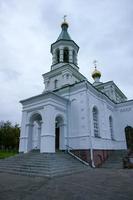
(63, 47, 69, 63)
(27, 113, 42, 152)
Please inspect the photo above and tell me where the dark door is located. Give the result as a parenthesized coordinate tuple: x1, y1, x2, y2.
(125, 126, 133, 150)
(55, 127, 60, 150)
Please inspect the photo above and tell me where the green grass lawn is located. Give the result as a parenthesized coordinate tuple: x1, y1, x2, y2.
(0, 151, 18, 159)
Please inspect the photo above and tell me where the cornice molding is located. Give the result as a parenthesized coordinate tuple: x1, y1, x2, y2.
(20, 91, 68, 105)
(42, 64, 86, 81)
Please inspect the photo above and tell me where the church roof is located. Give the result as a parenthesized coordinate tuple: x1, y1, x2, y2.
(51, 20, 79, 53)
(96, 81, 127, 99)
(56, 22, 72, 41)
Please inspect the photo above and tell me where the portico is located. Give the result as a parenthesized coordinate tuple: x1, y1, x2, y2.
(19, 92, 68, 153)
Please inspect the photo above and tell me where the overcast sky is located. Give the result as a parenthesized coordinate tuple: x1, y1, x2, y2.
(0, 0, 133, 124)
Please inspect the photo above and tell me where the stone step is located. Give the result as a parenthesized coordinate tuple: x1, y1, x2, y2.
(0, 167, 87, 178)
(0, 163, 84, 171)
(0, 151, 89, 177)
(0, 169, 51, 177)
(0, 165, 50, 171)
(0, 165, 85, 173)
(0, 165, 87, 178)
(0, 160, 83, 166)
(0, 158, 83, 164)
(0, 166, 85, 175)
(1, 154, 78, 160)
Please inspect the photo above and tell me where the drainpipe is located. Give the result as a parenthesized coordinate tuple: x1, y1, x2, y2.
(85, 80, 95, 168)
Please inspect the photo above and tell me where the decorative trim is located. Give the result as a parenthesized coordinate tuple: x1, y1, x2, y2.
(91, 136, 125, 142)
(107, 105, 114, 112)
(65, 135, 90, 139)
(26, 123, 34, 127)
(120, 107, 132, 112)
(41, 134, 55, 138)
(20, 136, 28, 139)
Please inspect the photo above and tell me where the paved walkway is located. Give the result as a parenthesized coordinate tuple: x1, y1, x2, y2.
(0, 169, 133, 200)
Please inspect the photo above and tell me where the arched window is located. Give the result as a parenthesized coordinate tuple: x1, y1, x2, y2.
(93, 107, 99, 137)
(56, 49, 60, 63)
(109, 116, 114, 139)
(66, 73, 69, 79)
(54, 79, 58, 89)
(63, 48, 69, 62)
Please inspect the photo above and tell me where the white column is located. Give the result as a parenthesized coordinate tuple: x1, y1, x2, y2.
(44, 80, 49, 91)
(60, 47, 64, 62)
(75, 51, 78, 65)
(40, 105, 55, 153)
(52, 49, 56, 65)
(26, 123, 34, 153)
(19, 111, 27, 153)
(59, 123, 67, 150)
(38, 124, 41, 149)
(69, 47, 73, 63)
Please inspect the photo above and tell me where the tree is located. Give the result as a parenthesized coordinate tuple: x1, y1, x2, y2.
(0, 121, 20, 151)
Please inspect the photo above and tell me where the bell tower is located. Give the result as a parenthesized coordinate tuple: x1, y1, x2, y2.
(51, 16, 79, 71)
(42, 18, 86, 92)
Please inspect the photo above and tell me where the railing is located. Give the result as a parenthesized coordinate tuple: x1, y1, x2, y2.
(66, 145, 90, 166)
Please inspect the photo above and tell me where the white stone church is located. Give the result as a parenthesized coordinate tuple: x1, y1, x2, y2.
(19, 19, 133, 166)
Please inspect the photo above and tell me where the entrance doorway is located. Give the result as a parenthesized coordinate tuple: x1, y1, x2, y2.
(55, 116, 64, 151)
(28, 113, 42, 151)
(55, 126, 60, 150)
(125, 126, 133, 150)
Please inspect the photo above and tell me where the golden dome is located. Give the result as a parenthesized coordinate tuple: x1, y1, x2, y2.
(92, 68, 101, 79)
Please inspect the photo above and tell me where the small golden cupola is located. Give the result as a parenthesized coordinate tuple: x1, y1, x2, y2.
(92, 60, 101, 85)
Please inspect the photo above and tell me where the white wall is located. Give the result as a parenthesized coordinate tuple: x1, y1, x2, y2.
(115, 104, 133, 141)
(20, 81, 132, 153)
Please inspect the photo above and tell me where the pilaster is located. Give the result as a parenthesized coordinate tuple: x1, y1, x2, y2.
(40, 105, 56, 153)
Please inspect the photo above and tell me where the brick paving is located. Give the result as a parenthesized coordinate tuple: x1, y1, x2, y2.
(0, 168, 132, 200)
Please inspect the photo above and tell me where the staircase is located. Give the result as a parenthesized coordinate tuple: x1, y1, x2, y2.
(0, 151, 89, 177)
(101, 150, 127, 169)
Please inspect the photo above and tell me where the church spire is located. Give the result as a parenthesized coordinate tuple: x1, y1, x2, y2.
(57, 15, 71, 41)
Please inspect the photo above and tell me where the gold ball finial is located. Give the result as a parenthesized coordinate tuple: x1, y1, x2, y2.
(92, 60, 101, 79)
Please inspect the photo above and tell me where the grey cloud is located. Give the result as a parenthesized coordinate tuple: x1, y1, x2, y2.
(0, 68, 21, 80)
(0, 0, 133, 124)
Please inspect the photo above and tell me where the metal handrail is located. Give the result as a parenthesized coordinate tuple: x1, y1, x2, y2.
(66, 145, 89, 166)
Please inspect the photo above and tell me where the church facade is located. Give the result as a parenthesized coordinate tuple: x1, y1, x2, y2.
(19, 20, 133, 166)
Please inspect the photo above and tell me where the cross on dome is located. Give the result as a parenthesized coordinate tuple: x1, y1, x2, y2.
(63, 15, 67, 22)
(93, 60, 98, 69)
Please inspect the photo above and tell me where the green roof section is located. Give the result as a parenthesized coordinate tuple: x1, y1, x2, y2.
(56, 22, 72, 41)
